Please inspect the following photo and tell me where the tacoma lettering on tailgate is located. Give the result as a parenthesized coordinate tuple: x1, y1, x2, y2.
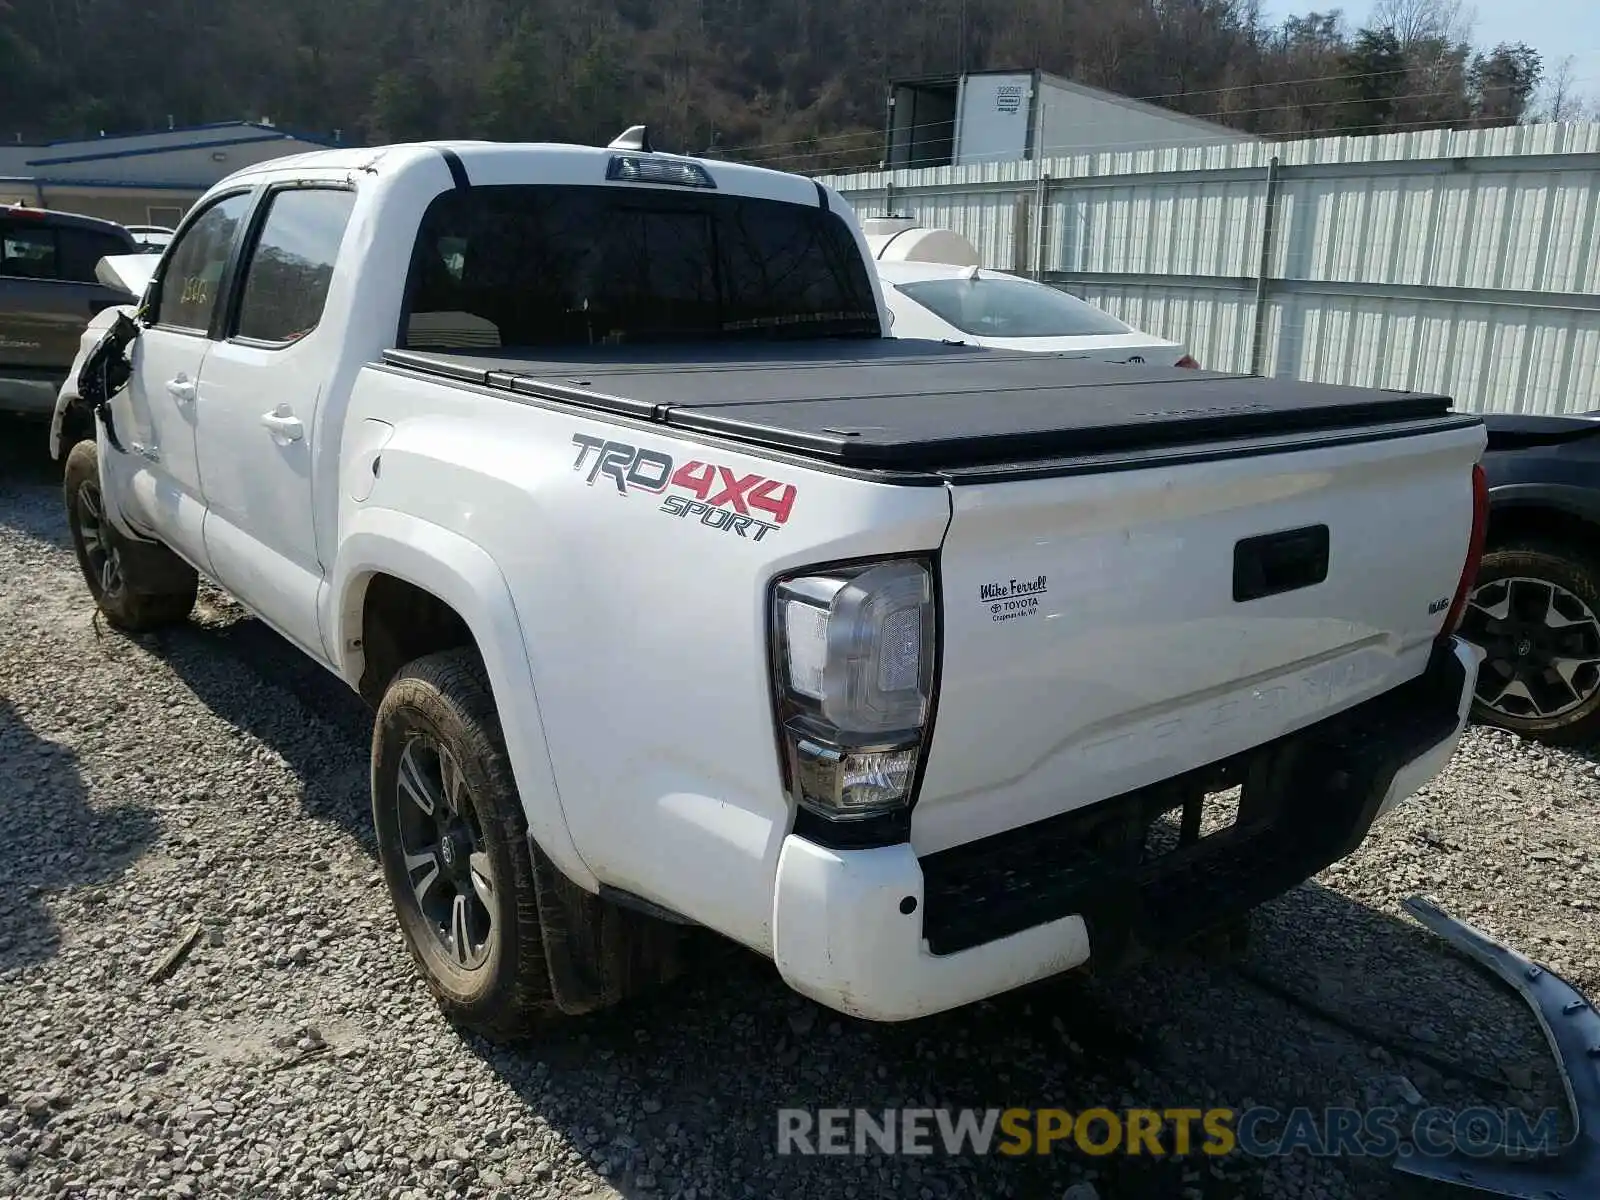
(1074, 648, 1389, 773)
(570, 433, 797, 541)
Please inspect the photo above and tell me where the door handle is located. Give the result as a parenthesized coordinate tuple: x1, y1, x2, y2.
(165, 377, 196, 403)
(1233, 525, 1330, 603)
(260, 406, 304, 442)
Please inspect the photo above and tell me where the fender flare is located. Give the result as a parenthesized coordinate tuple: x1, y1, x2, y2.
(1488, 482, 1600, 528)
(329, 507, 598, 893)
(49, 389, 88, 462)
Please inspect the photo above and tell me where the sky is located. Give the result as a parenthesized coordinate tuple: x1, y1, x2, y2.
(1261, 0, 1600, 116)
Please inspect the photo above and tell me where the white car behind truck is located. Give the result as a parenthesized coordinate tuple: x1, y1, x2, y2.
(54, 131, 1488, 1035)
(879, 258, 1199, 369)
(861, 218, 1199, 369)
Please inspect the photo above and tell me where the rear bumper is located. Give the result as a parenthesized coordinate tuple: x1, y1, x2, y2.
(771, 636, 1480, 1022)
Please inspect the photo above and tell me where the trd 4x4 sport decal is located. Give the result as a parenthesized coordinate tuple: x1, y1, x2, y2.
(570, 434, 797, 542)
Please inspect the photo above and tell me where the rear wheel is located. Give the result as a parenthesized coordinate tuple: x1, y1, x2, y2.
(63, 439, 198, 631)
(371, 647, 687, 1037)
(1459, 539, 1600, 746)
(372, 649, 559, 1037)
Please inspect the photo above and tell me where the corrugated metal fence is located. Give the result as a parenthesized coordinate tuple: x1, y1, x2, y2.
(818, 123, 1600, 415)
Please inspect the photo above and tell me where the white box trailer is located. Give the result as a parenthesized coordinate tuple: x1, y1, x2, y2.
(885, 69, 1257, 169)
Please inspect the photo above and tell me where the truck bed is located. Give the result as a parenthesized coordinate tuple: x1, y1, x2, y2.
(381, 340, 1462, 471)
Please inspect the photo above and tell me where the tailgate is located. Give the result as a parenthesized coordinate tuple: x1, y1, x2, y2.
(912, 420, 1485, 855)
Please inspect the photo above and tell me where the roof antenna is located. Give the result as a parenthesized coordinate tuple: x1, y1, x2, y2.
(608, 125, 654, 153)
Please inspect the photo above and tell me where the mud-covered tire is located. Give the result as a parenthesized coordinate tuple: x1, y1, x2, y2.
(63, 439, 198, 631)
(372, 648, 560, 1037)
(1461, 539, 1600, 747)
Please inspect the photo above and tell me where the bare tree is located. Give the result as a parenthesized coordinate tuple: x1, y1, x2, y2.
(1532, 55, 1592, 123)
(1371, 0, 1476, 49)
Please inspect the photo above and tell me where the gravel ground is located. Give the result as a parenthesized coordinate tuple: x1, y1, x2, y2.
(3, 426, 1598, 1200)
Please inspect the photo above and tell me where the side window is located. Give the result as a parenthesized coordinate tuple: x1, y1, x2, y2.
(0, 224, 58, 280)
(153, 193, 253, 333)
(57, 228, 134, 284)
(233, 189, 357, 345)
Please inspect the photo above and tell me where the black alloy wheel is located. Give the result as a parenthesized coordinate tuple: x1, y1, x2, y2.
(74, 475, 127, 605)
(392, 734, 498, 971)
(1460, 539, 1600, 745)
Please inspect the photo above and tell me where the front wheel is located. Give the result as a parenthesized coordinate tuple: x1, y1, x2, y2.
(1459, 539, 1600, 746)
(63, 439, 198, 631)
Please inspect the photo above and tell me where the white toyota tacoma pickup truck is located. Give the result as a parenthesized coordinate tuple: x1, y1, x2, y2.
(53, 131, 1488, 1037)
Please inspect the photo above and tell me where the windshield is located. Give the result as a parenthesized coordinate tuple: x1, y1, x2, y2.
(895, 276, 1133, 339)
(402, 183, 881, 351)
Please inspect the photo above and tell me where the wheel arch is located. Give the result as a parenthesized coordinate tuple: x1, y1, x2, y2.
(1485, 489, 1600, 556)
(51, 392, 95, 462)
(330, 508, 597, 892)
(353, 573, 474, 707)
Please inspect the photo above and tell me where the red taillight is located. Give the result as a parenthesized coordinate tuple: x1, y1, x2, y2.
(1438, 462, 1489, 643)
(4, 204, 46, 220)
(1175, 354, 1200, 369)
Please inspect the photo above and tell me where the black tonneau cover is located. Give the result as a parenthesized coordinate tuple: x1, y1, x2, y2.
(381, 339, 1457, 470)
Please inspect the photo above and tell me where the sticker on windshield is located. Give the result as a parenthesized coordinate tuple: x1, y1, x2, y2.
(979, 575, 1048, 623)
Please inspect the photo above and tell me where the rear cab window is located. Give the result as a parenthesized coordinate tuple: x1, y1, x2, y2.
(232, 188, 357, 345)
(894, 275, 1133, 339)
(401, 184, 881, 351)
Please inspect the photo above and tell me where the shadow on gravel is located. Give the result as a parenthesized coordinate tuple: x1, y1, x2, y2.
(0, 418, 70, 548)
(0, 417, 59, 483)
(148, 589, 378, 851)
(441, 889, 1556, 1200)
(131, 599, 1562, 1199)
(0, 697, 161, 972)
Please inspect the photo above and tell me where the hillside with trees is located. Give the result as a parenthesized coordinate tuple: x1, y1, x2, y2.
(0, 0, 1575, 173)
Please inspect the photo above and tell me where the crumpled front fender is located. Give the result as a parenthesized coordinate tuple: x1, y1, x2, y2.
(49, 305, 136, 460)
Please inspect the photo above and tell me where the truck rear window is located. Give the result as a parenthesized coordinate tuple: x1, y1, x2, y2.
(401, 184, 881, 351)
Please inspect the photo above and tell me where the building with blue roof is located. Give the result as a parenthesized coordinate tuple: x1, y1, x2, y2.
(0, 121, 343, 227)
